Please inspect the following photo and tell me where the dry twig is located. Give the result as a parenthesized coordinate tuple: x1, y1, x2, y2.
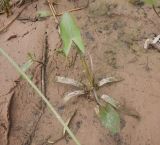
(0, 5, 28, 33)
(56, 0, 89, 16)
(47, 0, 59, 24)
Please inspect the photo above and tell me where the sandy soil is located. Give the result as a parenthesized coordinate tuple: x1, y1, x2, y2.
(0, 0, 160, 145)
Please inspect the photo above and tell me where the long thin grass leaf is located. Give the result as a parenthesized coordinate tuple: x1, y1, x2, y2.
(0, 48, 81, 145)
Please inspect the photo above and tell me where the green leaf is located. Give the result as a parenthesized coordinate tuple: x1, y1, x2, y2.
(36, 10, 51, 20)
(60, 12, 85, 56)
(21, 59, 33, 72)
(98, 104, 120, 134)
(27, 52, 36, 60)
(144, 0, 156, 5)
(20, 58, 33, 80)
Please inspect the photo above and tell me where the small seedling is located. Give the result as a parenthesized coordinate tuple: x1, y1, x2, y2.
(56, 12, 124, 134)
(20, 53, 43, 80)
(20, 53, 37, 78)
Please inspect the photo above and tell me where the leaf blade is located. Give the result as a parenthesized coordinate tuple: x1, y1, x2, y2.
(21, 59, 33, 73)
(98, 104, 120, 134)
(36, 10, 51, 20)
(60, 12, 85, 56)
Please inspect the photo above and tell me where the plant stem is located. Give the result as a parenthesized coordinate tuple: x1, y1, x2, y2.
(79, 54, 102, 105)
(0, 48, 81, 145)
(80, 54, 94, 89)
(93, 88, 102, 105)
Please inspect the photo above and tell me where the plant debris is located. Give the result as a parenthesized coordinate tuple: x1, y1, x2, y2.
(55, 76, 84, 88)
(144, 34, 160, 50)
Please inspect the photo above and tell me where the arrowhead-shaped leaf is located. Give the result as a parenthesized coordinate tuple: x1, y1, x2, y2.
(60, 12, 85, 56)
(98, 104, 120, 134)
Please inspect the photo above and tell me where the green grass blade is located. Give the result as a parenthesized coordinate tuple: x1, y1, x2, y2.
(0, 48, 81, 145)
